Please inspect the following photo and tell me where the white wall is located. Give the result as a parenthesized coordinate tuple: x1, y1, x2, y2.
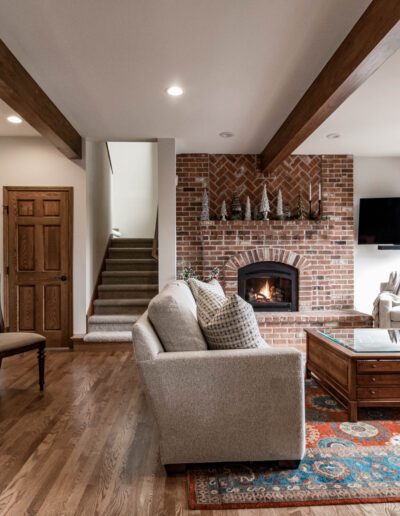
(157, 138, 176, 289)
(0, 137, 87, 333)
(85, 141, 113, 305)
(354, 156, 400, 314)
(108, 142, 158, 238)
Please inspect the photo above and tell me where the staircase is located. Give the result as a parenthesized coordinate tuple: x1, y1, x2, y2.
(84, 238, 158, 343)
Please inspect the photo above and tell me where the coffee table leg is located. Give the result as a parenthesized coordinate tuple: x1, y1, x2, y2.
(38, 343, 45, 391)
(349, 401, 358, 422)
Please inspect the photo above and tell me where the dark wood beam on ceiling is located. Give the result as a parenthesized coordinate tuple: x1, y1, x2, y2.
(0, 39, 82, 160)
(261, 0, 400, 173)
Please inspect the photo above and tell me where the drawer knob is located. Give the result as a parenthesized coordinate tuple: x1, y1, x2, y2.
(371, 364, 377, 368)
(370, 390, 376, 395)
(371, 377, 376, 382)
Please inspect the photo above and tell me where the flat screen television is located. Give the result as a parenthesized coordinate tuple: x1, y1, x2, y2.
(358, 198, 400, 244)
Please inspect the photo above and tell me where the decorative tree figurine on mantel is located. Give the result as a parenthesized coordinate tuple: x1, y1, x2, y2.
(231, 191, 242, 220)
(220, 200, 228, 221)
(200, 189, 209, 221)
(244, 196, 252, 221)
(295, 190, 306, 220)
(276, 189, 284, 220)
(260, 184, 270, 220)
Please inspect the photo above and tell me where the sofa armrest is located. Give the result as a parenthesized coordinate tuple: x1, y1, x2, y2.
(379, 293, 395, 328)
(140, 348, 305, 464)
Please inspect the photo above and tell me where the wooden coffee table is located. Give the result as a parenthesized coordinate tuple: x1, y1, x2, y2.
(305, 328, 400, 422)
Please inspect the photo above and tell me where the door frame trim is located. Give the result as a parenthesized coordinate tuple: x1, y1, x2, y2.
(3, 187, 74, 346)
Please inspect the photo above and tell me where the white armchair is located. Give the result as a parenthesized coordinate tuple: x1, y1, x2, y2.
(373, 273, 400, 328)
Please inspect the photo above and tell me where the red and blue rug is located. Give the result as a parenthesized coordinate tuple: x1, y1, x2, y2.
(188, 380, 400, 510)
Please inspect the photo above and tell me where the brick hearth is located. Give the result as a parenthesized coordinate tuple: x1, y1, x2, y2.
(176, 153, 372, 348)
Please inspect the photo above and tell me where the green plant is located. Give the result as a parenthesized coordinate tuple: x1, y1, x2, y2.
(181, 266, 198, 281)
(181, 266, 220, 282)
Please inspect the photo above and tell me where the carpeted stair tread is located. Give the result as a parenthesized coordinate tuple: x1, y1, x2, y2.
(109, 247, 152, 253)
(87, 314, 138, 332)
(101, 270, 158, 284)
(102, 271, 158, 276)
(94, 299, 152, 306)
(108, 248, 153, 259)
(83, 331, 132, 343)
(106, 258, 156, 264)
(88, 315, 139, 323)
(110, 238, 153, 248)
(98, 284, 157, 291)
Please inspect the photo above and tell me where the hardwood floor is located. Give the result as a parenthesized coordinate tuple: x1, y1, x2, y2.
(0, 350, 399, 515)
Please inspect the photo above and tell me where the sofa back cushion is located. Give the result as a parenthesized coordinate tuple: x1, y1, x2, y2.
(148, 281, 208, 352)
(196, 288, 267, 350)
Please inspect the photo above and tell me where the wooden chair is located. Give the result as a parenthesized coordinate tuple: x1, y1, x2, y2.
(0, 333, 46, 391)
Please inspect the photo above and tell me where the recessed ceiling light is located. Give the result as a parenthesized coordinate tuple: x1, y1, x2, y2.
(326, 132, 341, 139)
(7, 115, 23, 124)
(166, 86, 183, 96)
(219, 131, 234, 138)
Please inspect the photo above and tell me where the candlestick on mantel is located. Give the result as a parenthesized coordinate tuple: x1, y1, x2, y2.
(318, 183, 322, 201)
(309, 183, 312, 201)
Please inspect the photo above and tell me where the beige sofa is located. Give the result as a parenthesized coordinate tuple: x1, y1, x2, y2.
(132, 281, 305, 471)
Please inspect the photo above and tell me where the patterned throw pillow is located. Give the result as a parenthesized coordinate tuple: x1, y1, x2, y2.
(194, 283, 226, 325)
(196, 289, 265, 350)
(187, 278, 225, 302)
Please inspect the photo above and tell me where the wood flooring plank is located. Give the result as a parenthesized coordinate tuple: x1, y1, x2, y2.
(1, 351, 400, 515)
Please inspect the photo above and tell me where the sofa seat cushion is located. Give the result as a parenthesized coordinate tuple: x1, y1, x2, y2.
(391, 306, 400, 322)
(196, 288, 267, 350)
(148, 281, 207, 352)
(0, 332, 45, 352)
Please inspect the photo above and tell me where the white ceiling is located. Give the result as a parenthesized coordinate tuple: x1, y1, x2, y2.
(0, 0, 370, 153)
(0, 99, 39, 137)
(296, 48, 400, 156)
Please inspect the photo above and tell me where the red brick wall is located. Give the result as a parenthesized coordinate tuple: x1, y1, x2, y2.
(176, 154, 354, 311)
(209, 154, 322, 217)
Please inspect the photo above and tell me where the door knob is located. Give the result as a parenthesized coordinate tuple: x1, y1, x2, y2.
(60, 275, 67, 281)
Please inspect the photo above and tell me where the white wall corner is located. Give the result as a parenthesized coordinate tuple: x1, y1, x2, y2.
(157, 138, 176, 290)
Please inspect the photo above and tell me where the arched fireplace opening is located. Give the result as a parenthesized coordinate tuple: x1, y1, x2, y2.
(238, 261, 298, 312)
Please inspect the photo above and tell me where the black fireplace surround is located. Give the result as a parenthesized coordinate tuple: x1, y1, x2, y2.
(238, 261, 298, 312)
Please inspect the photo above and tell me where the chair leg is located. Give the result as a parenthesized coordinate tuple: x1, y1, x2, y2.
(37, 344, 45, 391)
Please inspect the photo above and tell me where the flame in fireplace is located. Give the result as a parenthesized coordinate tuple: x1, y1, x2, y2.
(258, 280, 272, 301)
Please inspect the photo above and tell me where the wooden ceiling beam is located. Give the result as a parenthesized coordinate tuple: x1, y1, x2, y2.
(261, 0, 400, 173)
(0, 39, 82, 160)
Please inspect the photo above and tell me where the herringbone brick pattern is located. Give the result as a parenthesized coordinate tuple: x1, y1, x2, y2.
(268, 155, 321, 216)
(209, 155, 261, 216)
(208, 154, 322, 218)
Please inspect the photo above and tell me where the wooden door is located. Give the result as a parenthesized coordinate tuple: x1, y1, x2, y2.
(4, 188, 73, 347)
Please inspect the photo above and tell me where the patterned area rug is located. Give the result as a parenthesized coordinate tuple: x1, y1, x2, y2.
(188, 380, 400, 510)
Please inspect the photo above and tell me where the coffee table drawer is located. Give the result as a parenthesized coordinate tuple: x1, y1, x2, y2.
(357, 360, 400, 373)
(357, 374, 400, 385)
(358, 386, 400, 399)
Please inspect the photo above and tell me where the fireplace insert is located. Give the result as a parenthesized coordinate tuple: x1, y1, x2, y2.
(238, 262, 298, 312)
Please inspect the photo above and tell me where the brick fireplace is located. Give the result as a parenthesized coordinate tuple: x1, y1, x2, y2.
(238, 259, 298, 312)
(176, 154, 372, 348)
